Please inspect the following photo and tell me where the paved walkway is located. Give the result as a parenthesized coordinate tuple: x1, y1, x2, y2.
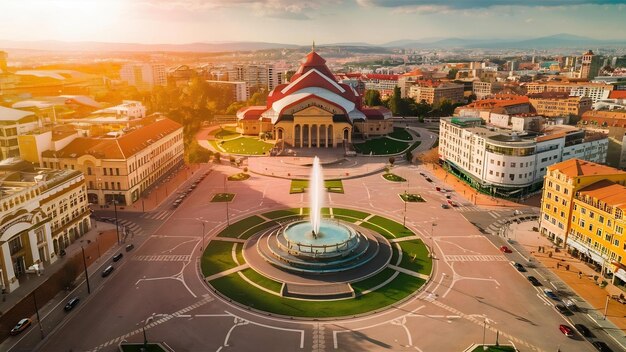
(388, 265, 430, 280)
(205, 264, 250, 282)
(513, 220, 626, 349)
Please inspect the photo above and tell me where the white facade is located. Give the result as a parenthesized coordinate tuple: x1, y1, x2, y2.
(93, 100, 146, 119)
(0, 164, 90, 292)
(120, 64, 167, 91)
(570, 85, 612, 103)
(439, 117, 608, 194)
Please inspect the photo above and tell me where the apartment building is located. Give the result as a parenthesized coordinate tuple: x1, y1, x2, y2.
(0, 159, 90, 292)
(540, 159, 626, 285)
(206, 80, 248, 101)
(525, 81, 613, 103)
(409, 81, 464, 105)
(472, 81, 505, 100)
(120, 63, 167, 91)
(528, 93, 592, 120)
(0, 106, 40, 160)
(439, 117, 608, 197)
(41, 117, 184, 206)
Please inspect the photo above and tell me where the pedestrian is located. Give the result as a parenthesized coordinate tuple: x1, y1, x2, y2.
(566, 264, 570, 271)
(578, 271, 582, 279)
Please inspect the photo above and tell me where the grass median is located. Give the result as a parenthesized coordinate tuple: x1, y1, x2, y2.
(201, 241, 239, 277)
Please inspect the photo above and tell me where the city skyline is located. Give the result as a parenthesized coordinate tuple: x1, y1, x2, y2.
(1, 0, 626, 45)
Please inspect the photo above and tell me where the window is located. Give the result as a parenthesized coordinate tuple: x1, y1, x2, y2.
(590, 212, 595, 219)
(116, 168, 120, 176)
(617, 226, 624, 235)
(87, 167, 92, 175)
(580, 220, 585, 227)
(597, 229, 602, 236)
(511, 162, 516, 167)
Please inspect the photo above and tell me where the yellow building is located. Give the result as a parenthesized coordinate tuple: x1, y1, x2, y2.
(567, 180, 626, 283)
(540, 159, 626, 248)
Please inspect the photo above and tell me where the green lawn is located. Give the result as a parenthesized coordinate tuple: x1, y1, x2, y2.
(400, 193, 425, 202)
(235, 244, 245, 265)
(407, 140, 422, 153)
(212, 127, 240, 139)
(351, 268, 397, 295)
(210, 272, 424, 317)
(218, 136, 273, 155)
(353, 137, 409, 155)
(388, 127, 413, 141)
(218, 216, 265, 238)
(289, 179, 344, 194)
(471, 346, 516, 352)
(383, 173, 406, 182)
(120, 344, 168, 352)
(398, 240, 432, 276)
(332, 208, 370, 219)
(333, 215, 360, 223)
(263, 209, 302, 219)
(228, 173, 250, 181)
(241, 268, 283, 293)
(211, 193, 235, 202)
(367, 216, 414, 238)
(239, 220, 278, 239)
(201, 241, 238, 277)
(391, 244, 400, 265)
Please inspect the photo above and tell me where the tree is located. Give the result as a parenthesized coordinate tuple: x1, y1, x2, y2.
(364, 90, 382, 106)
(389, 86, 402, 116)
(447, 69, 459, 79)
(214, 152, 221, 163)
(388, 156, 396, 166)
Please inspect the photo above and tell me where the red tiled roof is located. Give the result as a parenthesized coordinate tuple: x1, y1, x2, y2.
(609, 91, 626, 99)
(363, 74, 399, 81)
(578, 180, 626, 210)
(290, 51, 336, 82)
(548, 159, 624, 178)
(43, 118, 182, 160)
(237, 106, 266, 120)
(361, 107, 391, 120)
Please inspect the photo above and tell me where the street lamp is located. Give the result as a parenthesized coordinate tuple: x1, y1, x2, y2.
(81, 247, 91, 294)
(482, 318, 487, 351)
(429, 222, 437, 258)
(197, 218, 207, 251)
(141, 315, 155, 348)
(32, 290, 45, 339)
(111, 198, 120, 244)
(403, 190, 407, 228)
(224, 175, 230, 227)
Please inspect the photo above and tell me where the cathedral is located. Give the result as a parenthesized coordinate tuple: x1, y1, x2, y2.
(236, 48, 392, 148)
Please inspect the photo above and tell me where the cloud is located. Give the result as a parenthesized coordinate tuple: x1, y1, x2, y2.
(135, 0, 339, 19)
(356, 0, 626, 13)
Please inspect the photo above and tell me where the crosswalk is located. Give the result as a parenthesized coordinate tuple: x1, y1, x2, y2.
(115, 219, 145, 238)
(140, 210, 171, 220)
(443, 254, 508, 262)
(132, 254, 191, 262)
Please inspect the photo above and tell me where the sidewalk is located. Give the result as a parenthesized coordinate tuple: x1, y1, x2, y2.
(118, 163, 204, 213)
(0, 221, 117, 315)
(512, 220, 626, 348)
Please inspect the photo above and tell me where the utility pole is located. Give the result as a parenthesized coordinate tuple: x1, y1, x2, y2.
(32, 291, 45, 339)
(403, 190, 407, 228)
(604, 295, 610, 319)
(113, 198, 120, 244)
(225, 175, 230, 226)
(482, 319, 487, 351)
(81, 247, 91, 294)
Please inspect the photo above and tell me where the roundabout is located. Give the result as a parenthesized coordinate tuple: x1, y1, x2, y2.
(201, 206, 431, 318)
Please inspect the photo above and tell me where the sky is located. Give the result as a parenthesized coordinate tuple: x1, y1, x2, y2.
(1, 0, 626, 45)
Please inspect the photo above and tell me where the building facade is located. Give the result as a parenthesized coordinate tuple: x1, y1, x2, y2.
(439, 117, 608, 197)
(580, 50, 603, 80)
(409, 82, 464, 105)
(120, 63, 167, 91)
(528, 93, 592, 119)
(41, 118, 184, 206)
(472, 81, 505, 100)
(0, 159, 90, 292)
(525, 82, 613, 103)
(0, 106, 40, 160)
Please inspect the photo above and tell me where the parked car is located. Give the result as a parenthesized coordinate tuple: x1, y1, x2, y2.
(564, 299, 578, 311)
(527, 276, 541, 286)
(441, 204, 450, 209)
(512, 262, 526, 272)
(544, 288, 560, 301)
(435, 186, 441, 191)
(10, 318, 32, 335)
(101, 265, 114, 277)
(64, 297, 80, 311)
(125, 244, 135, 252)
(112, 253, 123, 262)
(592, 341, 613, 352)
(574, 323, 591, 337)
(425, 177, 433, 182)
(500, 246, 512, 253)
(559, 324, 573, 337)
(555, 303, 571, 315)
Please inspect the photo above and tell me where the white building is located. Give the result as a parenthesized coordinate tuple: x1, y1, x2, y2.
(0, 106, 41, 159)
(120, 63, 167, 91)
(0, 159, 90, 292)
(92, 100, 146, 120)
(439, 117, 608, 197)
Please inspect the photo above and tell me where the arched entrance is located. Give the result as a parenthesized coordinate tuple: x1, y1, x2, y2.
(343, 128, 349, 142)
(277, 128, 284, 140)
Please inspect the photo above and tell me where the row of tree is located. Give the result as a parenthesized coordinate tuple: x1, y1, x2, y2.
(365, 86, 465, 117)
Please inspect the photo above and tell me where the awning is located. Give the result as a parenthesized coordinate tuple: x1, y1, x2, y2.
(615, 268, 626, 282)
(566, 238, 607, 265)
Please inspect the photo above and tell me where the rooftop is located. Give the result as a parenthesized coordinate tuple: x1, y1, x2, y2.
(548, 159, 625, 178)
(0, 105, 35, 122)
(577, 180, 626, 211)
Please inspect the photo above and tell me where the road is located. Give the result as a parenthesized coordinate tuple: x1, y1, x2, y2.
(6, 161, 602, 352)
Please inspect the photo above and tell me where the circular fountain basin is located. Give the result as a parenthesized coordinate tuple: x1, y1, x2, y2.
(283, 220, 356, 250)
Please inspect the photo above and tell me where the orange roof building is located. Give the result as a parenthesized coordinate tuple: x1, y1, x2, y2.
(41, 117, 184, 206)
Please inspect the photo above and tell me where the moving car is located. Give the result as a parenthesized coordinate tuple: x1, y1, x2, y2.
(441, 204, 450, 209)
(10, 318, 32, 335)
(125, 244, 135, 252)
(425, 177, 433, 182)
(592, 341, 613, 352)
(64, 297, 80, 311)
(500, 246, 512, 253)
(559, 324, 573, 337)
(527, 276, 541, 286)
(512, 262, 526, 272)
(101, 265, 114, 277)
(112, 253, 123, 262)
(574, 323, 591, 337)
(544, 288, 559, 301)
(564, 299, 578, 312)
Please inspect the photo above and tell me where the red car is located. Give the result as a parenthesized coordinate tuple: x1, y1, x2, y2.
(559, 324, 574, 337)
(500, 245, 512, 253)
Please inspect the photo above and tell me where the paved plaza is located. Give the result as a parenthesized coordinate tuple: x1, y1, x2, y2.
(2, 127, 622, 352)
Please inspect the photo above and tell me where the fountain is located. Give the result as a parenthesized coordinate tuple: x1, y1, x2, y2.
(258, 156, 379, 273)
